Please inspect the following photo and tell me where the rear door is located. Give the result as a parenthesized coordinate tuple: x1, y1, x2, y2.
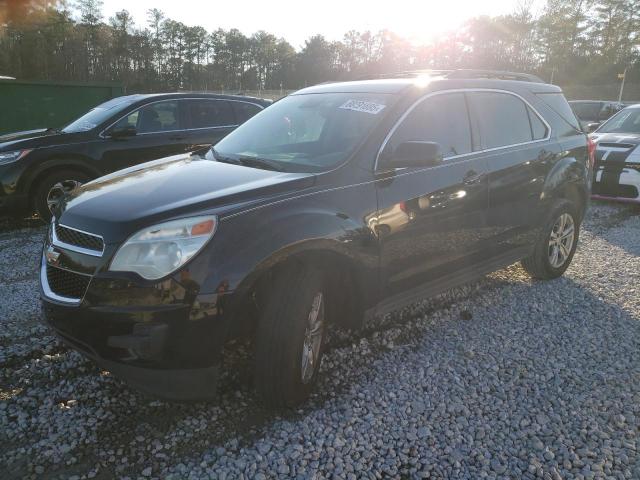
(468, 90, 552, 254)
(375, 92, 491, 300)
(182, 99, 239, 152)
(100, 99, 190, 172)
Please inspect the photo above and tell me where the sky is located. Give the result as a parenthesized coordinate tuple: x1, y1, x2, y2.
(100, 0, 538, 49)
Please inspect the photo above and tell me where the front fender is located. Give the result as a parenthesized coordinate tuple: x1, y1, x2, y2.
(198, 202, 380, 308)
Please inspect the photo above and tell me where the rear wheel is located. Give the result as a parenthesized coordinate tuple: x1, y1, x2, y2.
(33, 170, 89, 222)
(254, 263, 327, 407)
(521, 200, 580, 280)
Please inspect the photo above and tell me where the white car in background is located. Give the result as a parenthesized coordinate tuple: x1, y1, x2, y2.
(591, 104, 640, 203)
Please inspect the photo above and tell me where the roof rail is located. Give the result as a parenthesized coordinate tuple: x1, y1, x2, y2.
(357, 69, 546, 84)
(444, 69, 545, 83)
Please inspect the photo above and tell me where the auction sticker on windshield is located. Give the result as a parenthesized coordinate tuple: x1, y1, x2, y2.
(339, 100, 386, 115)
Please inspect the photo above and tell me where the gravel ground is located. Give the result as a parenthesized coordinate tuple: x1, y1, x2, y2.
(1, 202, 639, 479)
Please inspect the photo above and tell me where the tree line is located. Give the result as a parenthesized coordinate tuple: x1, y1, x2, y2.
(0, 0, 638, 94)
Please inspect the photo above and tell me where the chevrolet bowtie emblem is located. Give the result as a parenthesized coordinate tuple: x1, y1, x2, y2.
(46, 247, 61, 266)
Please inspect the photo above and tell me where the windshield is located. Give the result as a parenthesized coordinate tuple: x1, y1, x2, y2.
(597, 108, 640, 134)
(62, 96, 141, 133)
(212, 92, 394, 172)
(571, 102, 601, 121)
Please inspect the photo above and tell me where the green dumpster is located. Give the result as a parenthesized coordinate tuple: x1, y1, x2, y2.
(0, 79, 124, 135)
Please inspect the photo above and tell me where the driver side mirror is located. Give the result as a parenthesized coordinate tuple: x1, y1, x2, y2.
(108, 125, 137, 138)
(586, 122, 600, 133)
(379, 141, 443, 170)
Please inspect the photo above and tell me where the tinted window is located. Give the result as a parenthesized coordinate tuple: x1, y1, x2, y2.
(528, 106, 548, 140)
(113, 101, 181, 134)
(187, 100, 234, 128)
(470, 92, 532, 149)
(388, 93, 472, 158)
(537, 93, 581, 132)
(232, 102, 263, 123)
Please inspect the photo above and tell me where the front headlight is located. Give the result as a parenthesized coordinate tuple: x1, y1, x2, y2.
(0, 149, 32, 165)
(110, 215, 217, 280)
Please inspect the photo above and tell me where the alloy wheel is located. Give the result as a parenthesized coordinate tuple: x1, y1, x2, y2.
(548, 212, 575, 268)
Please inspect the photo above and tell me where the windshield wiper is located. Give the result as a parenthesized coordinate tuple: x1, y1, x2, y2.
(211, 149, 283, 172)
(236, 155, 284, 172)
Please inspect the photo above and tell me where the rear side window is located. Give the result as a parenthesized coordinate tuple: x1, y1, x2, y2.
(232, 102, 263, 124)
(388, 93, 472, 159)
(469, 92, 533, 149)
(528, 106, 548, 140)
(187, 100, 234, 128)
(537, 93, 581, 132)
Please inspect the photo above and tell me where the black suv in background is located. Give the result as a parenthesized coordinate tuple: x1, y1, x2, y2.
(0, 93, 270, 220)
(40, 70, 591, 406)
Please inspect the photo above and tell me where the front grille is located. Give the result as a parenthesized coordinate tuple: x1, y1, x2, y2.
(46, 265, 91, 299)
(55, 224, 104, 253)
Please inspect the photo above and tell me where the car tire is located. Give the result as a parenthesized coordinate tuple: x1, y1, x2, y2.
(34, 170, 90, 222)
(254, 262, 327, 407)
(521, 199, 580, 280)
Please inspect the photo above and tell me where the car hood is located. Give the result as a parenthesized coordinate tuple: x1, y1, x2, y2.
(0, 128, 85, 150)
(590, 132, 640, 165)
(58, 154, 315, 243)
(590, 132, 640, 147)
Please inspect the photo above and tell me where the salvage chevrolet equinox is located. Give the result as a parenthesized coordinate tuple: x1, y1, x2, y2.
(40, 70, 592, 407)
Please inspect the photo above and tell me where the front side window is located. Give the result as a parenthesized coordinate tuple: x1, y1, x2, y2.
(387, 92, 472, 159)
(113, 101, 181, 134)
(212, 92, 393, 173)
(470, 92, 533, 149)
(187, 100, 234, 128)
(598, 108, 640, 134)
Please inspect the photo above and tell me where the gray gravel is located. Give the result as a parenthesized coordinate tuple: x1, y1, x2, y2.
(1, 202, 639, 479)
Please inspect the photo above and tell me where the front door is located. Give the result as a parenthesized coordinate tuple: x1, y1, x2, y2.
(100, 99, 190, 173)
(374, 92, 491, 300)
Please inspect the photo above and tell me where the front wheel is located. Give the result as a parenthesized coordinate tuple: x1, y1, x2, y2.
(521, 200, 580, 280)
(254, 264, 327, 407)
(33, 170, 89, 222)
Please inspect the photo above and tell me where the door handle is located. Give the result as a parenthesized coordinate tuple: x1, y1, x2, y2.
(169, 135, 186, 141)
(462, 170, 482, 185)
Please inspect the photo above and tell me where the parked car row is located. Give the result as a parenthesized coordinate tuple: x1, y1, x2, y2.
(36, 70, 593, 406)
(0, 93, 271, 220)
